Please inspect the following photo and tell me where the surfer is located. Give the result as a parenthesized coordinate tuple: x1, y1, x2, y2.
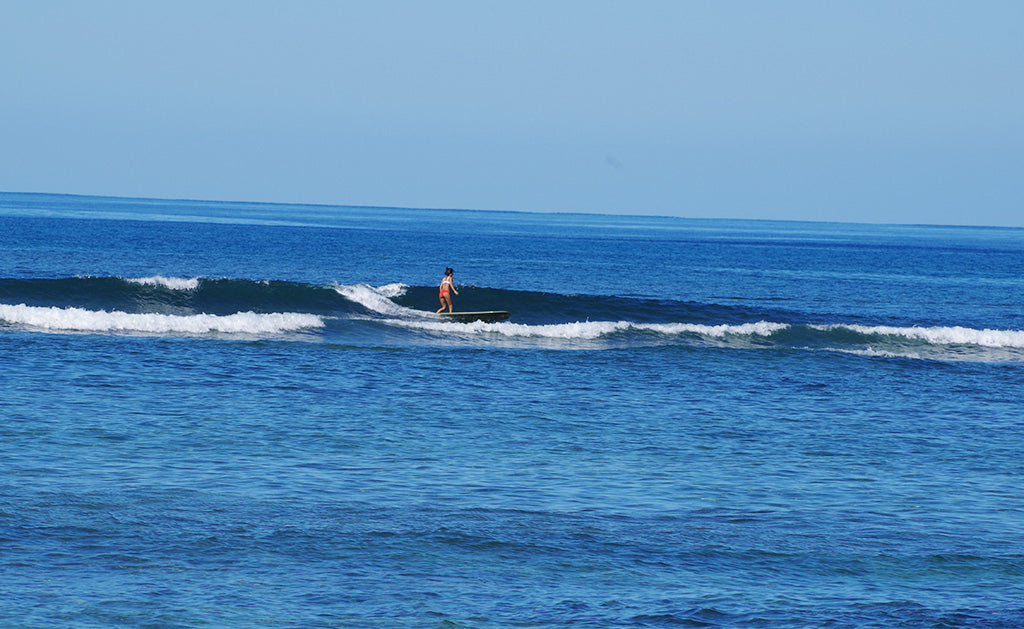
(436, 267, 459, 313)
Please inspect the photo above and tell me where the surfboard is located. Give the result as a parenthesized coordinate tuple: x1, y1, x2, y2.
(437, 310, 511, 323)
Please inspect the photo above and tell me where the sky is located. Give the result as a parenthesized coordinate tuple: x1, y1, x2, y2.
(2, 1, 1022, 226)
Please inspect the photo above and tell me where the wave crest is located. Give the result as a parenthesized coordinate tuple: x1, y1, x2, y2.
(390, 318, 788, 341)
(813, 324, 1024, 349)
(333, 283, 421, 318)
(0, 304, 323, 336)
(125, 276, 201, 290)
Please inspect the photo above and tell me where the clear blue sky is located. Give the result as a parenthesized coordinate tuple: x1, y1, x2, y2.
(2, 1, 1022, 226)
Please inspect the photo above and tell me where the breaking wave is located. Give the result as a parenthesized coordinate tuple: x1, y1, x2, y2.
(0, 303, 323, 336)
(389, 318, 788, 341)
(1, 276, 1022, 361)
(812, 323, 1024, 349)
(125, 275, 201, 291)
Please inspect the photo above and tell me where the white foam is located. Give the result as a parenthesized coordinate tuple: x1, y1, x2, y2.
(825, 347, 925, 360)
(389, 318, 788, 340)
(126, 276, 200, 291)
(0, 303, 323, 336)
(399, 319, 627, 339)
(813, 324, 1024, 349)
(332, 283, 421, 317)
(636, 321, 789, 338)
(375, 283, 409, 299)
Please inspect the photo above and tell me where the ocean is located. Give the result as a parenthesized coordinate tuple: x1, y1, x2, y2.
(1, 191, 1022, 628)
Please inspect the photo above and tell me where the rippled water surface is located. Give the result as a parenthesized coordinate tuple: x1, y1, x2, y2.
(2, 192, 1023, 627)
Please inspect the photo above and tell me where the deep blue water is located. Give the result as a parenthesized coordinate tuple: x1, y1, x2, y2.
(2, 192, 1023, 628)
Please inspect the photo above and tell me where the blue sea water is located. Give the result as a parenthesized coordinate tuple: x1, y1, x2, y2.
(1, 191, 1023, 628)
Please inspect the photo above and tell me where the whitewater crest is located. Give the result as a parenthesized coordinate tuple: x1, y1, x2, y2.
(388, 318, 789, 341)
(381, 313, 1024, 360)
(0, 304, 323, 336)
(812, 324, 1024, 349)
(332, 283, 424, 318)
(125, 276, 201, 291)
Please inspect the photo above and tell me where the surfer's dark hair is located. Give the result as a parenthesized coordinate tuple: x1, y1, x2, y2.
(445, 267, 453, 275)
